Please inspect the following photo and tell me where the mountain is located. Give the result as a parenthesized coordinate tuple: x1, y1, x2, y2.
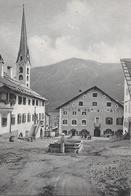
(30, 58, 124, 111)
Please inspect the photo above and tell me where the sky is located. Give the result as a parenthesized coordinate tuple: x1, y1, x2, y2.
(0, 0, 131, 67)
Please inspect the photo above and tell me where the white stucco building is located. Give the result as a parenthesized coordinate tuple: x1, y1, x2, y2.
(121, 58, 131, 136)
(0, 5, 47, 138)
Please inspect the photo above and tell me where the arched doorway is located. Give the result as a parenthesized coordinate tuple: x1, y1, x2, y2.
(94, 127, 101, 137)
(70, 129, 77, 136)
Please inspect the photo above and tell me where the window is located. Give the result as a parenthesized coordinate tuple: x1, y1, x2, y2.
(22, 114, 26, 123)
(116, 118, 123, 125)
(17, 114, 21, 124)
(32, 99, 35, 106)
(1, 117, 7, 127)
(63, 111, 67, 115)
(27, 113, 31, 122)
(106, 117, 113, 125)
(18, 96, 22, 105)
(11, 115, 15, 125)
(107, 102, 111, 107)
(42, 101, 44, 106)
(36, 100, 38, 106)
(0, 92, 7, 102)
(93, 93, 97, 97)
(28, 99, 31, 105)
(63, 120, 67, 125)
(20, 56, 23, 61)
(72, 120, 77, 125)
(9, 93, 16, 105)
(27, 76, 29, 81)
(42, 113, 44, 119)
(19, 67, 23, 73)
(27, 68, 29, 74)
(72, 111, 76, 115)
(82, 112, 86, 115)
(82, 120, 86, 125)
(23, 97, 26, 105)
(92, 102, 97, 106)
(19, 75, 23, 80)
(79, 101, 83, 106)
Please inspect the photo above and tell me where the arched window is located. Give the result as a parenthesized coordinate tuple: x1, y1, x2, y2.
(82, 120, 86, 125)
(19, 67, 23, 73)
(72, 120, 77, 125)
(27, 68, 29, 74)
(27, 76, 29, 81)
(22, 113, 26, 123)
(106, 117, 113, 125)
(19, 75, 23, 80)
(63, 120, 67, 125)
(17, 114, 21, 124)
(27, 113, 31, 122)
(116, 118, 123, 125)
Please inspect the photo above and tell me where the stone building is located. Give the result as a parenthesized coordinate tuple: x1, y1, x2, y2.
(0, 5, 47, 138)
(57, 86, 123, 136)
(121, 58, 131, 135)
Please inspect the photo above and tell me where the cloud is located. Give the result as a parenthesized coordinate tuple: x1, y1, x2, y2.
(1, 0, 131, 66)
(28, 0, 131, 66)
(0, 25, 19, 66)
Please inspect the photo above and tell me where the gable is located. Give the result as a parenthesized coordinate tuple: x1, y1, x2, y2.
(56, 86, 123, 109)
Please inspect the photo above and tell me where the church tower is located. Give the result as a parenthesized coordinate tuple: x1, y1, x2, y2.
(16, 5, 31, 88)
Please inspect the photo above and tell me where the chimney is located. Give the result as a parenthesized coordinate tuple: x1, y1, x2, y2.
(7, 66, 13, 78)
(0, 54, 4, 77)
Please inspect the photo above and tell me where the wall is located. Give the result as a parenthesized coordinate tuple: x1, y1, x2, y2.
(123, 80, 131, 133)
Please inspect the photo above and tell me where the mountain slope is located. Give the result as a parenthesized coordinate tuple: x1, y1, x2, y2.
(30, 58, 124, 111)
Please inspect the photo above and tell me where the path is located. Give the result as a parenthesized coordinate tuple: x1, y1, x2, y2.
(56, 174, 100, 196)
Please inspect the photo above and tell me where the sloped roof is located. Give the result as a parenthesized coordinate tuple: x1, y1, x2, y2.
(56, 86, 123, 109)
(0, 73, 47, 101)
(121, 58, 131, 98)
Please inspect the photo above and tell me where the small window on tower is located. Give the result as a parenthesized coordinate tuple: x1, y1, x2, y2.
(20, 56, 23, 61)
(27, 68, 29, 74)
(19, 67, 23, 73)
(27, 76, 29, 81)
(19, 75, 23, 80)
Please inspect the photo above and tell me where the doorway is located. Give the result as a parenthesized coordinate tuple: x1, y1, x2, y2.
(94, 127, 101, 137)
(70, 129, 77, 136)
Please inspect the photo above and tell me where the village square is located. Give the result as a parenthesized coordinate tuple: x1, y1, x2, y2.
(0, 1, 131, 196)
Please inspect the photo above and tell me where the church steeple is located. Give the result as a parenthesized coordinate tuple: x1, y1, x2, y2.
(16, 4, 30, 64)
(16, 5, 31, 88)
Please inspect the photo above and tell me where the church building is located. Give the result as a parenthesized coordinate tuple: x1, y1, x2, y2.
(0, 5, 47, 138)
(57, 86, 123, 136)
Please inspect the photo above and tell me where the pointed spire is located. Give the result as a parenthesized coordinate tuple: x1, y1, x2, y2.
(0, 54, 4, 64)
(16, 4, 30, 64)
